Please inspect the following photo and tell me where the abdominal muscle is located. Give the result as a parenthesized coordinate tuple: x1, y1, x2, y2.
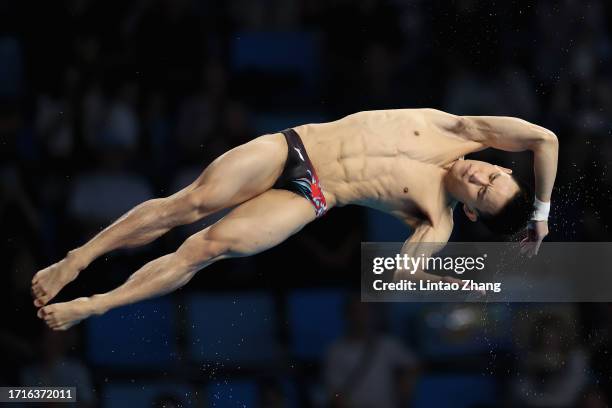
(293, 110, 474, 219)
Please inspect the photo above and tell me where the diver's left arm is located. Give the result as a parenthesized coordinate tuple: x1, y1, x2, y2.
(461, 115, 559, 254)
(394, 214, 458, 282)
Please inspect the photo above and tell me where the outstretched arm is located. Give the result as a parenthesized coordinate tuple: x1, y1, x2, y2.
(460, 115, 558, 254)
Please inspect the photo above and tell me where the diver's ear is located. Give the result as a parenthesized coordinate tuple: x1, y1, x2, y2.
(495, 165, 513, 174)
(463, 204, 478, 222)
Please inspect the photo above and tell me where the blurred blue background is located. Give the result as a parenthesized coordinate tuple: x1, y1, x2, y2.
(1, 0, 612, 407)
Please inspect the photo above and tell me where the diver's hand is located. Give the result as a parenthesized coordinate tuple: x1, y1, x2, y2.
(520, 221, 548, 257)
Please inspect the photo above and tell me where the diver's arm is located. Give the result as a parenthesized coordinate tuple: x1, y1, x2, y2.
(393, 220, 455, 282)
(460, 115, 558, 255)
(460, 115, 558, 203)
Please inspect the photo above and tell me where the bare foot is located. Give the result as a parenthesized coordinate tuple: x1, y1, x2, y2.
(32, 254, 84, 307)
(37, 297, 95, 331)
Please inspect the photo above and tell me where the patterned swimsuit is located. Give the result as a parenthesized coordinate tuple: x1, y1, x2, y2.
(272, 128, 328, 217)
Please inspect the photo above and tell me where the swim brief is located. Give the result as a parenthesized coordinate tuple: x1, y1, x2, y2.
(273, 128, 328, 217)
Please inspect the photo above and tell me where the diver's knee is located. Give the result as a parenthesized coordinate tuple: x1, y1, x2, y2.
(180, 230, 231, 268)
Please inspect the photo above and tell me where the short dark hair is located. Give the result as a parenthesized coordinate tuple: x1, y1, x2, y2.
(479, 176, 533, 236)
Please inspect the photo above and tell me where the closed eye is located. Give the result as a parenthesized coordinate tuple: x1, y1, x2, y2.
(478, 187, 486, 200)
(479, 172, 502, 200)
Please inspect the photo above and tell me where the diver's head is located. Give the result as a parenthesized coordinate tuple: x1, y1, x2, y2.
(445, 159, 533, 235)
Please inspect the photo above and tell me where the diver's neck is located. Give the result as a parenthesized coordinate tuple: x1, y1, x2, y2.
(442, 156, 463, 171)
(442, 161, 461, 209)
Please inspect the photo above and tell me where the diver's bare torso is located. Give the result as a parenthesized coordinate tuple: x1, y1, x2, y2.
(294, 109, 484, 227)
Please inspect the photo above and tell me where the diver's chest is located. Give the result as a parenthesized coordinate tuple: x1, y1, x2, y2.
(392, 131, 460, 162)
(385, 160, 445, 207)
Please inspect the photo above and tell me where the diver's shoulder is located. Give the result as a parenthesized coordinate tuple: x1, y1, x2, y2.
(351, 108, 457, 120)
(340, 108, 421, 122)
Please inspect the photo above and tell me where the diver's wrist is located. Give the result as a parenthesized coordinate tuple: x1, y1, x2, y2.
(531, 198, 550, 221)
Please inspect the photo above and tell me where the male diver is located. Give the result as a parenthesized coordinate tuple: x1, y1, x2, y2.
(32, 109, 558, 330)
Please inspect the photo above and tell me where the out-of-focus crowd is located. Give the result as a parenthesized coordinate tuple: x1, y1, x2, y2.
(1, 0, 612, 406)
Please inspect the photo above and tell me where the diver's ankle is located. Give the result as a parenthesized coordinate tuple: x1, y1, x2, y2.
(89, 294, 110, 316)
(65, 249, 89, 272)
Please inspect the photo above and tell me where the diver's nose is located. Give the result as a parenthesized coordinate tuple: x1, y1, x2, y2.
(469, 172, 489, 186)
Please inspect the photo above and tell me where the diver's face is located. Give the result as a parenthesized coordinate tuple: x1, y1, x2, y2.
(446, 160, 519, 219)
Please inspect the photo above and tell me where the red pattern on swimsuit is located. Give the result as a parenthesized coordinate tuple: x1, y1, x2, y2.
(308, 169, 327, 217)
